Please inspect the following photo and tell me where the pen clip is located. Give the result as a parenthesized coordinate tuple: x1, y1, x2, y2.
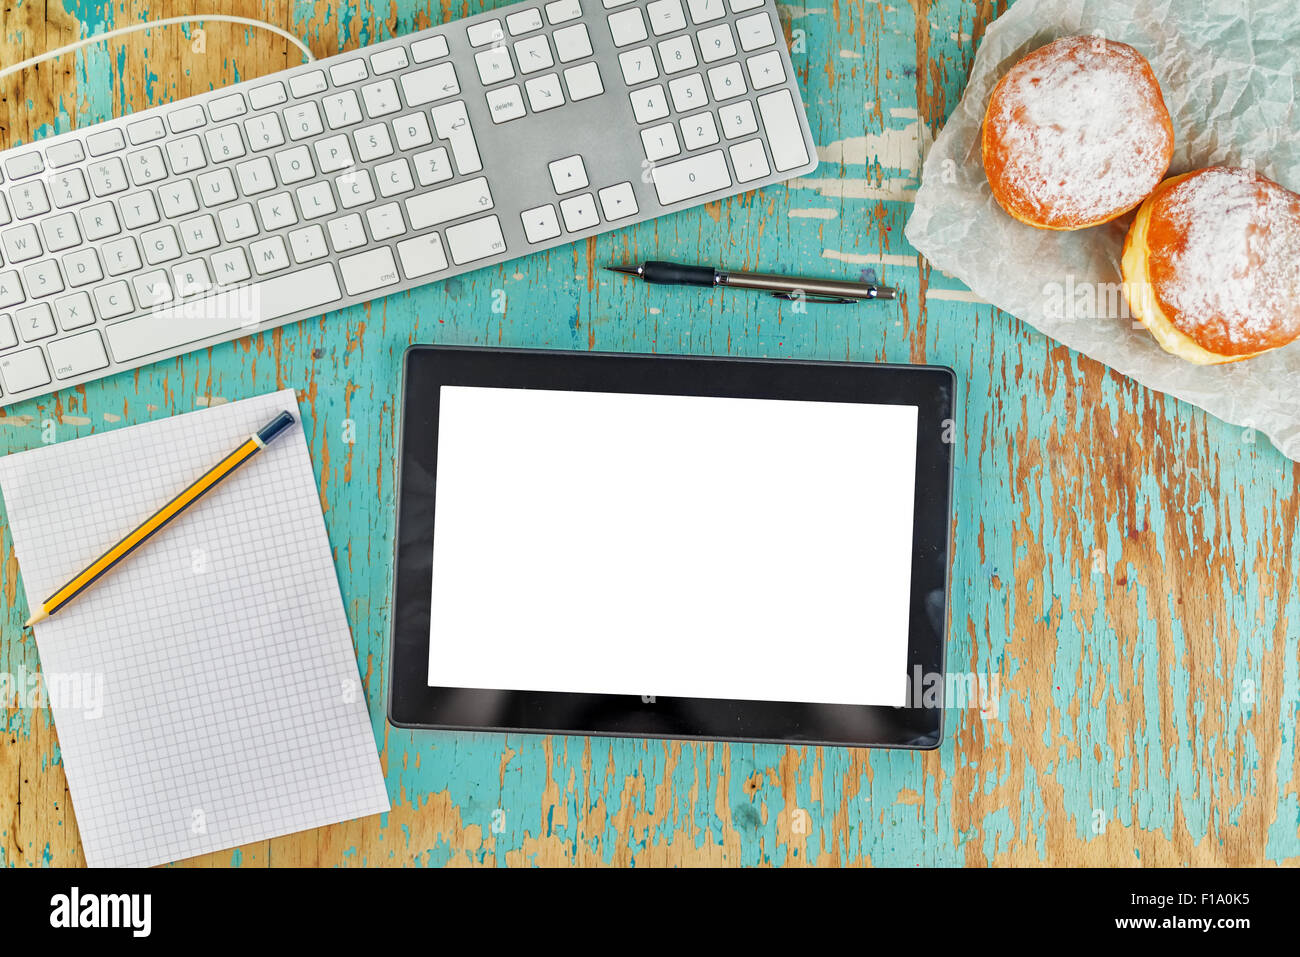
(768, 292, 860, 305)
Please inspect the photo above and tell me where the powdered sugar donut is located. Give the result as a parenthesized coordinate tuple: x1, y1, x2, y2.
(1121, 166, 1300, 364)
(982, 36, 1174, 230)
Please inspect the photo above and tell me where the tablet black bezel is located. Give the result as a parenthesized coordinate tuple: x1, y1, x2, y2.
(389, 346, 954, 749)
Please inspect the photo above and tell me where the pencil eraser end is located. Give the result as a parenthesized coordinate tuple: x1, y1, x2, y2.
(257, 411, 296, 445)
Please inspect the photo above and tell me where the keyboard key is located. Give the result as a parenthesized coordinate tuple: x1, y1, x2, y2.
(171, 259, 212, 296)
(719, 100, 758, 138)
(296, 181, 337, 219)
(61, 248, 102, 287)
(598, 181, 638, 220)
(208, 94, 247, 122)
(54, 291, 95, 330)
(167, 104, 207, 134)
(284, 102, 325, 141)
(406, 177, 494, 229)
(729, 138, 770, 181)
(256, 193, 297, 232)
(646, 0, 686, 35)
(0, 347, 50, 392)
(276, 145, 317, 184)
(250, 236, 291, 274)
(554, 24, 594, 62)
(411, 35, 450, 62)
(729, 0, 763, 10)
(366, 202, 406, 241)
(166, 135, 207, 174)
(393, 112, 434, 151)
(48, 330, 109, 379)
(375, 158, 415, 197)
(445, 214, 506, 264)
(93, 280, 134, 319)
(204, 124, 247, 162)
(564, 63, 604, 100)
(336, 169, 376, 209)
(521, 204, 562, 243)
(608, 9, 648, 46)
(104, 263, 342, 362)
(401, 63, 461, 106)
(288, 224, 329, 264)
(468, 20, 505, 47)
(476, 47, 517, 85)
(668, 72, 707, 112)
(160, 180, 199, 218)
(681, 111, 719, 149)
(198, 168, 238, 207)
(0, 271, 22, 308)
(736, 12, 776, 50)
(545, 0, 583, 23)
(329, 59, 368, 86)
(370, 47, 410, 75)
(315, 135, 356, 174)
(757, 89, 810, 170)
(354, 123, 395, 162)
(618, 47, 658, 84)
(244, 114, 286, 151)
(629, 85, 669, 123)
(88, 158, 129, 196)
(525, 73, 565, 112)
(237, 156, 277, 194)
(211, 248, 251, 285)
(101, 237, 141, 275)
(287, 71, 328, 98)
(45, 140, 86, 168)
(0, 313, 15, 348)
(2, 224, 42, 263)
(81, 202, 120, 241)
(133, 269, 173, 306)
(16, 304, 56, 340)
(559, 193, 599, 231)
(508, 8, 544, 34)
(515, 35, 554, 74)
(338, 247, 400, 295)
(48, 168, 90, 209)
(707, 61, 746, 100)
(396, 232, 450, 279)
(650, 148, 731, 204)
(549, 155, 589, 193)
(86, 129, 126, 157)
(640, 122, 681, 161)
(327, 214, 368, 252)
(248, 83, 288, 110)
(747, 50, 785, 89)
(697, 23, 736, 62)
(127, 146, 167, 185)
(362, 79, 402, 118)
(41, 212, 80, 252)
(686, 0, 726, 23)
(23, 259, 63, 297)
(431, 102, 483, 174)
(412, 147, 454, 187)
(324, 90, 363, 129)
(4, 152, 43, 179)
(11, 181, 51, 218)
(219, 204, 259, 242)
(487, 84, 527, 123)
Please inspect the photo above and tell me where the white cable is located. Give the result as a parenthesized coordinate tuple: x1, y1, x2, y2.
(0, 15, 314, 83)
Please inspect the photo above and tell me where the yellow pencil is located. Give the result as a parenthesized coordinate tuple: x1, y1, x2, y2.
(25, 410, 296, 627)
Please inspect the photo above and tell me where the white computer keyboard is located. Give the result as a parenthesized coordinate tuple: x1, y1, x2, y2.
(0, 0, 817, 406)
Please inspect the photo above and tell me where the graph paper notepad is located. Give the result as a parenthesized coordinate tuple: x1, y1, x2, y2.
(0, 390, 390, 867)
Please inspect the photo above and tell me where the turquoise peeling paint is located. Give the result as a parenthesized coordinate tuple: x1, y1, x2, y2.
(1, 0, 1297, 867)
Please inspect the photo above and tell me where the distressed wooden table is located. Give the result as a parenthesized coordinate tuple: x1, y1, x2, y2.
(2, 0, 1297, 867)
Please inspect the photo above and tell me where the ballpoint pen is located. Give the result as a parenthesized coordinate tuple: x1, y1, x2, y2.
(607, 260, 897, 304)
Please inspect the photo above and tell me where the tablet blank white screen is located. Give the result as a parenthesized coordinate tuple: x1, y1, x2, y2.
(429, 386, 917, 707)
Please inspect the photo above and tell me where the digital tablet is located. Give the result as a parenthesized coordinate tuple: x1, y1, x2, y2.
(389, 346, 955, 748)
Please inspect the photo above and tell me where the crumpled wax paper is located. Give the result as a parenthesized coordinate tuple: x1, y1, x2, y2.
(904, 0, 1300, 459)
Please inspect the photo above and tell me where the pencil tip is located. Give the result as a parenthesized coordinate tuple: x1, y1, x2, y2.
(25, 610, 48, 627)
(606, 264, 641, 277)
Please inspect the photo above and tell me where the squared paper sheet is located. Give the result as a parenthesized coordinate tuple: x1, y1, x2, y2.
(0, 391, 389, 867)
